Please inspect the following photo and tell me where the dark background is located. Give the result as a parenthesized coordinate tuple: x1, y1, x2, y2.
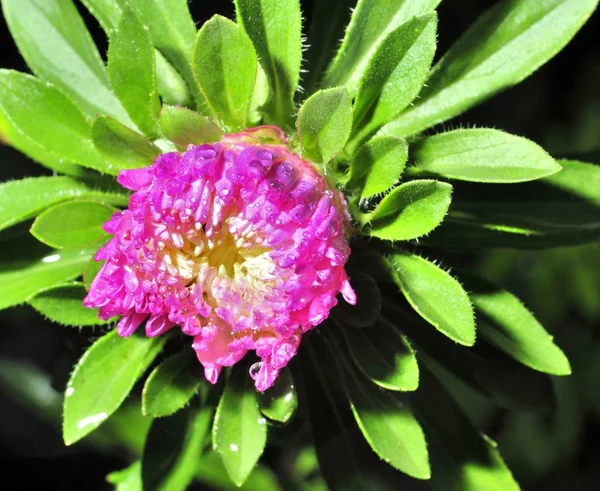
(1, 0, 599, 489)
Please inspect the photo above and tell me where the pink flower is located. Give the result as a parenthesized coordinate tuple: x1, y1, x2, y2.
(84, 126, 356, 391)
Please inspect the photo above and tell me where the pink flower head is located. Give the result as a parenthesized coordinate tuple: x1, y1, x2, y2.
(84, 126, 356, 391)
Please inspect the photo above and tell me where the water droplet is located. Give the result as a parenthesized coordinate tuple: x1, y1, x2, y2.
(229, 443, 239, 452)
(249, 362, 262, 378)
(65, 387, 74, 397)
(76, 412, 108, 430)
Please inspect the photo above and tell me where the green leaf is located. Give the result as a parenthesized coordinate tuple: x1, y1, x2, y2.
(0, 176, 128, 233)
(302, 337, 400, 491)
(413, 369, 520, 491)
(382, 0, 600, 137)
(322, 0, 442, 95)
(154, 51, 192, 107)
(387, 252, 476, 346)
(340, 317, 419, 392)
(345, 136, 408, 200)
(0, 70, 110, 173)
(142, 351, 202, 418)
(2, 0, 131, 125)
(92, 116, 161, 173)
(332, 271, 380, 328)
(462, 274, 571, 376)
(367, 179, 452, 240)
(298, 87, 353, 164)
(108, 6, 161, 138)
(257, 367, 297, 424)
(0, 110, 84, 177)
(78, 0, 124, 34)
(142, 408, 212, 491)
(213, 366, 267, 487)
(193, 16, 258, 130)
(426, 159, 600, 249)
(387, 305, 556, 410)
(352, 13, 437, 141)
(304, 0, 354, 94)
(160, 106, 223, 149)
(63, 330, 165, 445)
(107, 461, 142, 491)
(326, 334, 430, 480)
(127, 0, 205, 109)
(28, 282, 110, 327)
(410, 128, 562, 183)
(31, 200, 115, 249)
(0, 242, 94, 311)
(234, 0, 302, 127)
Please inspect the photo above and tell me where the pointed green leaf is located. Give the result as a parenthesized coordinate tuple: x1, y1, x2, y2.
(92, 116, 161, 173)
(257, 367, 297, 424)
(107, 461, 142, 491)
(108, 6, 161, 138)
(413, 369, 520, 491)
(127, 0, 206, 109)
(341, 318, 419, 392)
(2, 0, 131, 125)
(332, 271, 380, 328)
(326, 334, 430, 480)
(353, 13, 437, 140)
(304, 0, 354, 94)
(345, 136, 408, 200)
(31, 200, 115, 249)
(234, 0, 301, 127)
(28, 282, 111, 327)
(426, 159, 600, 249)
(78, 0, 124, 34)
(63, 330, 165, 445)
(387, 252, 475, 346)
(160, 106, 223, 149)
(0, 70, 110, 173)
(298, 87, 353, 164)
(0, 176, 128, 233)
(0, 241, 94, 311)
(142, 351, 202, 418)
(193, 16, 258, 130)
(322, 0, 442, 95)
(213, 366, 268, 486)
(142, 408, 212, 491)
(387, 306, 556, 410)
(462, 274, 571, 375)
(383, 0, 599, 137)
(411, 128, 562, 183)
(0, 110, 84, 177)
(368, 179, 452, 240)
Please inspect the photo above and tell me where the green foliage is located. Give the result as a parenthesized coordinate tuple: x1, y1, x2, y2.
(0, 70, 109, 173)
(193, 16, 258, 129)
(92, 116, 161, 173)
(411, 128, 562, 183)
(28, 282, 110, 326)
(142, 408, 212, 491)
(108, 6, 161, 138)
(340, 318, 419, 392)
(387, 252, 476, 346)
(344, 136, 408, 200)
(142, 352, 202, 418)
(367, 180, 453, 240)
(352, 12, 437, 143)
(0, 241, 94, 311)
(383, 0, 599, 137)
(160, 105, 223, 149)
(63, 330, 165, 445)
(234, 0, 302, 127)
(322, 0, 442, 95)
(213, 366, 268, 486)
(298, 87, 353, 164)
(31, 200, 115, 249)
(2, 0, 131, 125)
